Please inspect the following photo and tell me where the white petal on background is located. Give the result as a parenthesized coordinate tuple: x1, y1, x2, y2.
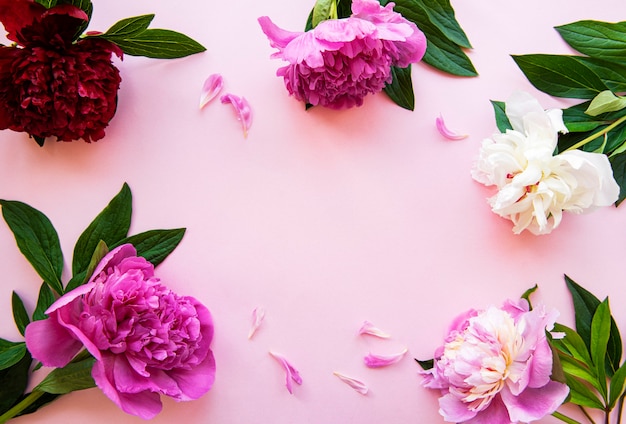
(248, 306, 266, 339)
(333, 371, 369, 395)
(358, 320, 391, 338)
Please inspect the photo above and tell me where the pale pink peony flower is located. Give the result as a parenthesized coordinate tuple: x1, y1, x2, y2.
(421, 298, 569, 423)
(472, 91, 619, 234)
(25, 244, 215, 420)
(258, 0, 426, 109)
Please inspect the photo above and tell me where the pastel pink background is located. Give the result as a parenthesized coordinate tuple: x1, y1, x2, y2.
(1, 0, 625, 422)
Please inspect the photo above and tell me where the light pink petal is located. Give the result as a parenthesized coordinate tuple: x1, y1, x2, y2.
(357, 320, 390, 338)
(500, 382, 569, 422)
(333, 371, 369, 395)
(248, 306, 265, 339)
(220, 93, 252, 138)
(199, 74, 224, 109)
(363, 348, 407, 368)
(436, 114, 468, 140)
(269, 351, 302, 394)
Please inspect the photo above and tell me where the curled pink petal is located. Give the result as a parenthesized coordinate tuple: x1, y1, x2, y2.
(269, 351, 302, 394)
(248, 306, 265, 340)
(364, 348, 407, 368)
(436, 114, 468, 140)
(199, 73, 224, 109)
(220, 93, 252, 138)
(333, 371, 369, 395)
(358, 320, 391, 338)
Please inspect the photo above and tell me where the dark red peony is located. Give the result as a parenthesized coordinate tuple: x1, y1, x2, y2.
(0, 0, 122, 143)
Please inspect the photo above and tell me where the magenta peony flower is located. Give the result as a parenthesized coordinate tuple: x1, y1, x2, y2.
(421, 299, 569, 423)
(25, 244, 215, 419)
(0, 0, 122, 142)
(258, 0, 426, 109)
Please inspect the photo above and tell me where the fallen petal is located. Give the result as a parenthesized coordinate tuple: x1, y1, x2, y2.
(221, 93, 252, 137)
(358, 320, 391, 338)
(436, 114, 468, 140)
(269, 351, 302, 394)
(333, 371, 369, 395)
(364, 348, 408, 368)
(199, 73, 224, 109)
(248, 306, 265, 340)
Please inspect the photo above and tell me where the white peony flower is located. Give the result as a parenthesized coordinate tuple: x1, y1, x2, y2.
(472, 91, 619, 235)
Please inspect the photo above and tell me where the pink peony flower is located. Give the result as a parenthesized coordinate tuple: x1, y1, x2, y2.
(421, 299, 569, 423)
(25, 244, 215, 419)
(258, 0, 426, 109)
(0, 0, 122, 142)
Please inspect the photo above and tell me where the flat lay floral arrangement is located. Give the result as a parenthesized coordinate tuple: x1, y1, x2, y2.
(1, 0, 626, 423)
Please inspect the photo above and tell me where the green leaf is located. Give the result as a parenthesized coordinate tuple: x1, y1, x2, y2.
(0, 352, 31, 415)
(72, 183, 132, 277)
(336, 0, 352, 18)
(99, 28, 206, 59)
(384, 66, 414, 110)
(589, 299, 610, 397)
(490, 100, 513, 132)
(34, 0, 56, 7)
(32, 283, 55, 322)
(586, 90, 626, 116)
(65, 240, 109, 293)
(411, 0, 471, 48)
(551, 323, 593, 365)
(520, 284, 538, 308)
(99, 14, 154, 37)
(415, 358, 434, 370)
(564, 373, 605, 409)
(558, 354, 601, 392)
(389, 0, 477, 76)
(562, 101, 609, 133)
(0, 200, 64, 295)
(31, 135, 45, 147)
(609, 360, 626, 409)
(0, 340, 27, 371)
(112, 228, 186, 267)
(512, 54, 610, 99)
(565, 275, 622, 375)
(35, 356, 96, 394)
(556, 20, 626, 65)
(312, 0, 337, 28)
(575, 57, 626, 93)
(11, 292, 29, 337)
(609, 151, 626, 206)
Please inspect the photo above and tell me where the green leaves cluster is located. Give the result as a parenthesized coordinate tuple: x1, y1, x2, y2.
(34, 0, 205, 59)
(306, 0, 477, 110)
(0, 183, 185, 422)
(550, 275, 626, 423)
(512, 20, 626, 205)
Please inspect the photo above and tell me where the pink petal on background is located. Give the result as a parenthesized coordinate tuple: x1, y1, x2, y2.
(358, 320, 391, 338)
(248, 306, 265, 340)
(269, 351, 302, 394)
(436, 114, 468, 140)
(199, 74, 224, 109)
(364, 348, 408, 368)
(221, 93, 252, 137)
(333, 371, 369, 395)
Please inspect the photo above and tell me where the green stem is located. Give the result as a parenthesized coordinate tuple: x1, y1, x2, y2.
(579, 406, 597, 424)
(0, 390, 45, 424)
(565, 114, 626, 151)
(552, 411, 584, 424)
